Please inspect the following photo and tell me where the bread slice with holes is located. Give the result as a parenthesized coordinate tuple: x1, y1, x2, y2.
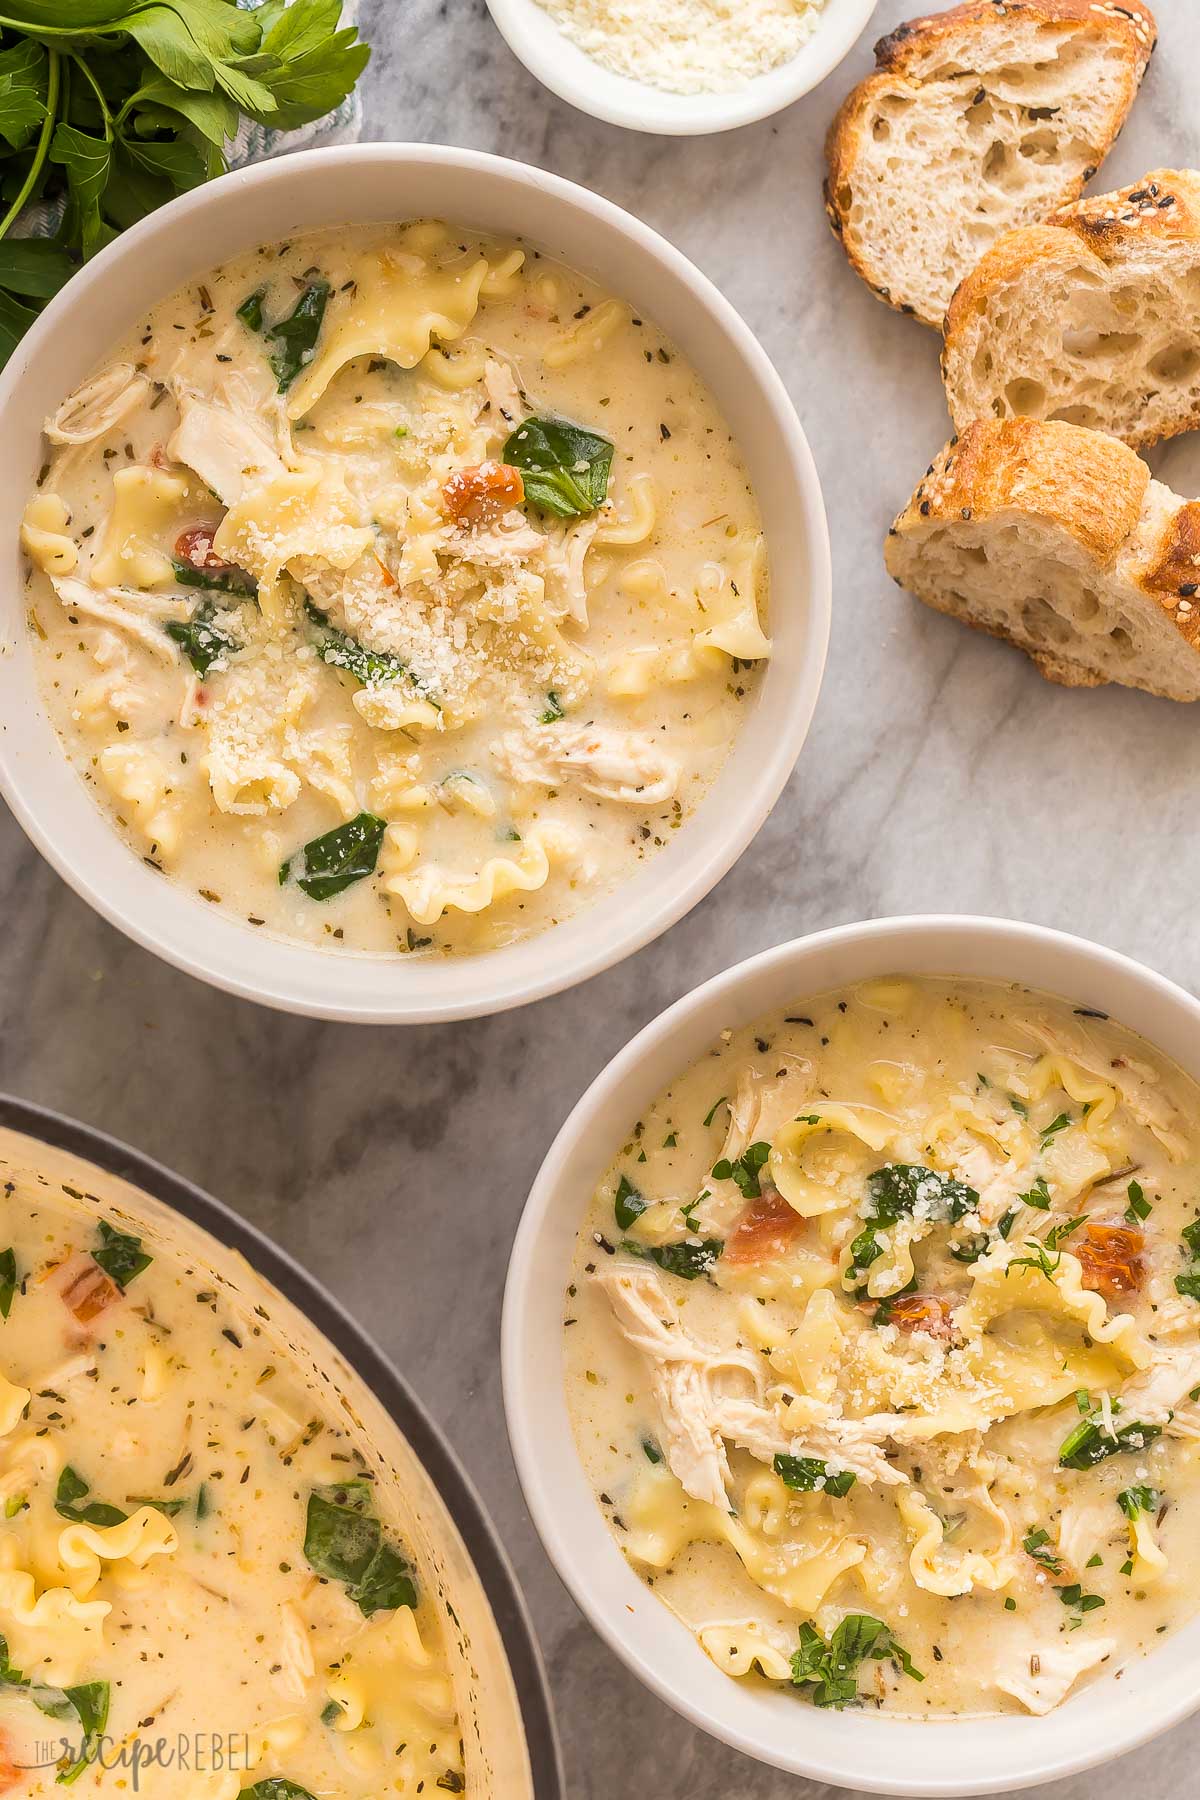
(884, 418, 1200, 699)
(824, 0, 1157, 329)
(943, 169, 1200, 445)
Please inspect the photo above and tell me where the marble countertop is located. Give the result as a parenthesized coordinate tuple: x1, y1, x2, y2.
(4, 0, 1200, 1793)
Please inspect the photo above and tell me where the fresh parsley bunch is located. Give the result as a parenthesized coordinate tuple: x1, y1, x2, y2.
(0, 0, 370, 365)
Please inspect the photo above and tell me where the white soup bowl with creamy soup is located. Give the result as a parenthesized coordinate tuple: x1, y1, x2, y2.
(0, 144, 828, 1022)
(503, 915, 1200, 1793)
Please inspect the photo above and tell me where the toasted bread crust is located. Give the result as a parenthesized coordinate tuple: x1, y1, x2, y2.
(885, 419, 1200, 698)
(824, 0, 1157, 327)
(890, 418, 1148, 562)
(944, 169, 1200, 348)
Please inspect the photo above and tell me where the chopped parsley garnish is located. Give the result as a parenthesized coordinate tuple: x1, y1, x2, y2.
(1018, 1176, 1052, 1211)
(54, 1466, 126, 1528)
(538, 690, 565, 723)
(1022, 1527, 1063, 1575)
(1059, 1417, 1161, 1470)
(92, 1221, 151, 1289)
(789, 1614, 922, 1708)
(1040, 1112, 1072, 1143)
(1118, 1485, 1160, 1521)
(303, 1480, 416, 1618)
(702, 1096, 728, 1128)
(773, 1454, 856, 1498)
(641, 1438, 663, 1465)
(1125, 1181, 1152, 1225)
(1059, 1582, 1105, 1623)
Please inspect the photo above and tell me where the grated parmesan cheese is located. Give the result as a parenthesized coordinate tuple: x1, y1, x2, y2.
(533, 0, 826, 95)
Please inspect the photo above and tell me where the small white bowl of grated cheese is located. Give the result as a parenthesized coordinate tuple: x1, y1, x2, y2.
(485, 0, 879, 134)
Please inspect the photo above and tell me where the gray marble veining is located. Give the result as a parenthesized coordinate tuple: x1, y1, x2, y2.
(3, 0, 1200, 1792)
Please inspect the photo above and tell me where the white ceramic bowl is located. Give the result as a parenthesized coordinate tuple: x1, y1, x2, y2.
(0, 143, 829, 1024)
(502, 915, 1200, 1794)
(485, 0, 879, 134)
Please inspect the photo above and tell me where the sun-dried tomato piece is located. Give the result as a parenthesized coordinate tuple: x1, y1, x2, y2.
(0, 1729, 21, 1793)
(723, 1189, 804, 1265)
(60, 1257, 121, 1324)
(885, 1293, 958, 1341)
(175, 523, 228, 570)
(442, 460, 524, 527)
(1076, 1222, 1145, 1298)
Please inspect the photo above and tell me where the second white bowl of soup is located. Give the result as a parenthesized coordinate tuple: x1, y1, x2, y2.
(0, 144, 828, 1022)
(503, 916, 1200, 1792)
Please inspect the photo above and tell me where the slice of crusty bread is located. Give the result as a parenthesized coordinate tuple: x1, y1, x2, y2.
(943, 169, 1200, 446)
(824, 0, 1157, 329)
(884, 418, 1200, 700)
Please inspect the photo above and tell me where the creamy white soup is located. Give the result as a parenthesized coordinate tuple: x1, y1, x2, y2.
(565, 977, 1200, 1717)
(21, 220, 769, 957)
(0, 1186, 463, 1794)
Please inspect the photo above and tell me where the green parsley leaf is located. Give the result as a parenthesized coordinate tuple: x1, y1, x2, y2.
(711, 1140, 771, 1200)
(789, 1615, 922, 1708)
(1125, 1181, 1152, 1225)
(1018, 1176, 1052, 1211)
(1040, 1112, 1072, 1143)
(773, 1454, 856, 1498)
(92, 1221, 151, 1289)
(1059, 1417, 1161, 1470)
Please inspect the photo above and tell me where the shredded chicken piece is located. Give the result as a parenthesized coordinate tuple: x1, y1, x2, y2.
(1119, 1345, 1200, 1436)
(994, 1636, 1116, 1714)
(168, 391, 287, 506)
(541, 516, 599, 626)
(46, 362, 149, 445)
(494, 723, 680, 805)
(482, 356, 523, 429)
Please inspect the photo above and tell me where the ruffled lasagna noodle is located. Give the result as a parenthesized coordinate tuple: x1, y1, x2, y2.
(0, 1187, 464, 1794)
(22, 220, 770, 957)
(565, 977, 1200, 1718)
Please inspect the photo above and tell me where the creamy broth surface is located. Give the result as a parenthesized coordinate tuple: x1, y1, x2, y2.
(0, 1188, 464, 1794)
(22, 221, 768, 957)
(565, 978, 1200, 1717)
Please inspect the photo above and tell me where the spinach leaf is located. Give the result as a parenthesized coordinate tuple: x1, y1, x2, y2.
(503, 415, 613, 519)
(171, 557, 256, 598)
(1059, 1417, 1161, 1470)
(266, 277, 330, 390)
(0, 1248, 16, 1320)
(790, 1614, 922, 1708)
(55, 1466, 127, 1528)
(279, 812, 386, 902)
(773, 1454, 856, 1498)
(236, 285, 267, 332)
(621, 1238, 722, 1281)
(1177, 1270, 1200, 1302)
(303, 1483, 416, 1617)
(165, 602, 242, 676)
(304, 599, 435, 701)
(1125, 1180, 1152, 1225)
(1183, 1219, 1200, 1259)
(613, 1175, 646, 1231)
(0, 1631, 109, 1785)
(239, 1784, 316, 1800)
(711, 1140, 771, 1200)
(54, 1680, 109, 1786)
(92, 1220, 151, 1289)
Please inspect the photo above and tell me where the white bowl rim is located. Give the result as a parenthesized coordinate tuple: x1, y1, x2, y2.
(0, 141, 830, 1024)
(484, 0, 880, 135)
(502, 913, 1200, 1794)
